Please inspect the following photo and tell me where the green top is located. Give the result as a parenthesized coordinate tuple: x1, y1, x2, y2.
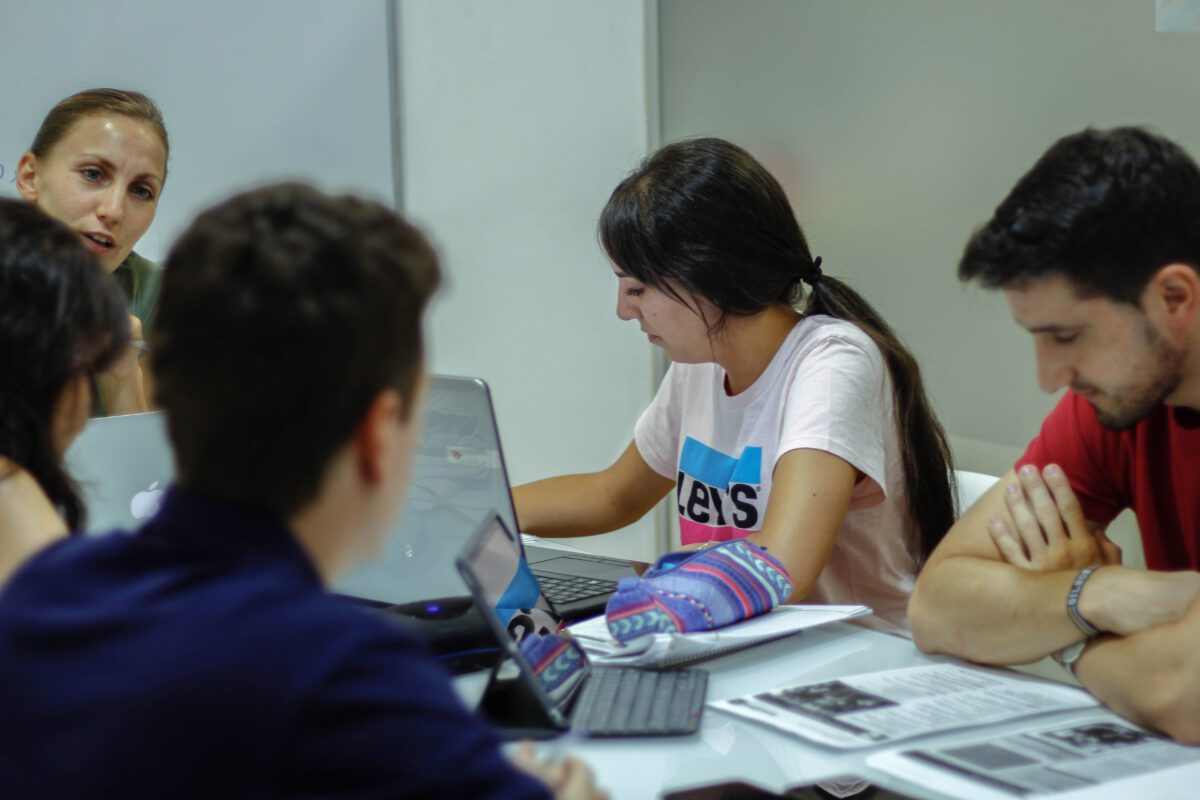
(112, 250, 162, 331)
(91, 251, 161, 417)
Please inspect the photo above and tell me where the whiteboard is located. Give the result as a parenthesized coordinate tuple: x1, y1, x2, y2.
(0, 0, 395, 262)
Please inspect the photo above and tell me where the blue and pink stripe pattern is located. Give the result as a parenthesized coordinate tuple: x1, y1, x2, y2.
(520, 632, 587, 704)
(604, 540, 793, 644)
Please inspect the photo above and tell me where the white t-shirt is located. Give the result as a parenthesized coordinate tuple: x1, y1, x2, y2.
(634, 315, 917, 633)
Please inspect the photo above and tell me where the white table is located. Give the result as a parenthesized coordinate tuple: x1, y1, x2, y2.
(453, 536, 1192, 798)
(522, 620, 1179, 800)
(534, 622, 952, 799)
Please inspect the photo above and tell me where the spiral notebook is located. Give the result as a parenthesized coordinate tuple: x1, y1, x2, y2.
(567, 604, 871, 669)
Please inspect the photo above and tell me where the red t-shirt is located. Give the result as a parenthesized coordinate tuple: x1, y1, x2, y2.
(1016, 391, 1200, 571)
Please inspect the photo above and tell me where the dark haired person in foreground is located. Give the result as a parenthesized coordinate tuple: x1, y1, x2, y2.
(0, 199, 129, 583)
(909, 127, 1200, 743)
(0, 185, 604, 799)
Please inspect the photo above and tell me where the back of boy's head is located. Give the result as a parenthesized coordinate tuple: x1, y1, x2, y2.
(959, 127, 1200, 303)
(150, 183, 441, 518)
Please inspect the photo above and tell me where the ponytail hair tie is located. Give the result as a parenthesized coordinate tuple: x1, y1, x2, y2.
(802, 256, 823, 288)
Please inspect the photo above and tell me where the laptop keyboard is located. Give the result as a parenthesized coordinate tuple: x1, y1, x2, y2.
(533, 572, 617, 605)
(570, 667, 708, 737)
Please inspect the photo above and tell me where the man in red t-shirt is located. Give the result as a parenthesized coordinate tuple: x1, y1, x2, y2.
(909, 127, 1200, 743)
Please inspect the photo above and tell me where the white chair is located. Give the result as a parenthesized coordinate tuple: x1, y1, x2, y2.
(954, 469, 1001, 518)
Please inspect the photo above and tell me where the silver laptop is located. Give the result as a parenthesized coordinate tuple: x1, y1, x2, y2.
(337, 375, 638, 619)
(64, 411, 173, 534)
(335, 375, 519, 608)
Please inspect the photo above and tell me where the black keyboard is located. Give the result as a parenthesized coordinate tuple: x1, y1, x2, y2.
(570, 667, 708, 737)
(534, 572, 617, 605)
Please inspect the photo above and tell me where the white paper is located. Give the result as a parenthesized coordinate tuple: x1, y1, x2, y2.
(711, 663, 1098, 749)
(521, 534, 579, 552)
(868, 710, 1200, 799)
(567, 604, 871, 668)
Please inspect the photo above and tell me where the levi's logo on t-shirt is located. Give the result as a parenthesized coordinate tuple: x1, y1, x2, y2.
(676, 437, 764, 545)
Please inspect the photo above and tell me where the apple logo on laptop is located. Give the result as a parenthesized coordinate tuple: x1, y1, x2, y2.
(130, 482, 165, 520)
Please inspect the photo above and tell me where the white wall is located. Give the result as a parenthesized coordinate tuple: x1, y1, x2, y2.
(656, 0, 1198, 565)
(659, 0, 1200, 464)
(656, 0, 1200, 564)
(0, 0, 664, 560)
(397, 0, 665, 560)
(0, 0, 395, 262)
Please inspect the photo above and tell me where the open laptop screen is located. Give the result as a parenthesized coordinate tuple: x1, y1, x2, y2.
(457, 513, 586, 728)
(335, 376, 518, 607)
(335, 374, 635, 621)
(458, 513, 561, 643)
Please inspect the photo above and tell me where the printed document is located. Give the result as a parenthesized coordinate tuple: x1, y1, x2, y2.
(868, 710, 1200, 798)
(711, 663, 1097, 749)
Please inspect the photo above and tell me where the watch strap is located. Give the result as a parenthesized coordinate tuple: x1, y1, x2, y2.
(1053, 639, 1088, 675)
(1066, 566, 1101, 637)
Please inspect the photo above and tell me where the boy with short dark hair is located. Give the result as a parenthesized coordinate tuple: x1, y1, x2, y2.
(0, 184, 603, 798)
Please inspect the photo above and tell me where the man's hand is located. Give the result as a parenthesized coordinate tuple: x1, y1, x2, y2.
(986, 464, 1121, 571)
(987, 464, 1200, 636)
(511, 742, 609, 800)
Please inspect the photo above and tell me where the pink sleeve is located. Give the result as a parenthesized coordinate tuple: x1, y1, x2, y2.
(777, 335, 890, 509)
(634, 364, 681, 480)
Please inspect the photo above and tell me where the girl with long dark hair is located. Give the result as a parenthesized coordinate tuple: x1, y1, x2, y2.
(514, 138, 955, 632)
(0, 199, 129, 583)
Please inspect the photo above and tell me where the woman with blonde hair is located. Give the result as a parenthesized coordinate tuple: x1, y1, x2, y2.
(16, 88, 169, 414)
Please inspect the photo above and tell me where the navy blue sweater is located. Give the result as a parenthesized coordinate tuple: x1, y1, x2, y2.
(0, 487, 549, 799)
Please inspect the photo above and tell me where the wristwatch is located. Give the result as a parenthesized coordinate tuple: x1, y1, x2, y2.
(1066, 566, 1101, 637)
(1053, 638, 1089, 675)
(1055, 566, 1101, 676)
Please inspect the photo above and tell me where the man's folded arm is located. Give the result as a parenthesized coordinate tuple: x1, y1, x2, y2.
(909, 470, 1091, 664)
(1075, 596, 1200, 745)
